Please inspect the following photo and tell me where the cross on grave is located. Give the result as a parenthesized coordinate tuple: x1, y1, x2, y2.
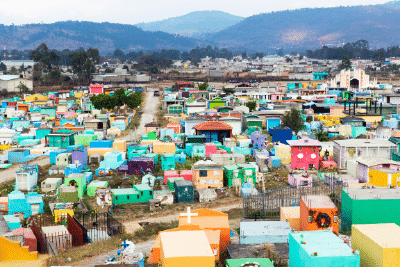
(180, 205, 198, 224)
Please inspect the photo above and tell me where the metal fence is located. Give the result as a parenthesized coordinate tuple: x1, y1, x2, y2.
(74, 212, 124, 242)
(243, 176, 344, 220)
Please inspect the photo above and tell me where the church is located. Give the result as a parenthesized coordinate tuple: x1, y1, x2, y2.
(329, 69, 377, 91)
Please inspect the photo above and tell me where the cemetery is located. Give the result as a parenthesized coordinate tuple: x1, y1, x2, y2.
(2, 81, 400, 267)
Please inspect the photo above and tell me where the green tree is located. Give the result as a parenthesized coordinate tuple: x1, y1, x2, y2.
(315, 124, 329, 141)
(280, 108, 305, 134)
(373, 48, 385, 63)
(90, 94, 115, 111)
(124, 92, 143, 109)
(70, 48, 99, 79)
(10, 67, 18, 74)
(245, 101, 257, 112)
(198, 81, 209, 91)
(30, 43, 59, 73)
(17, 82, 29, 93)
(0, 62, 6, 72)
(113, 88, 128, 113)
(222, 87, 235, 95)
(338, 55, 352, 70)
(285, 57, 292, 63)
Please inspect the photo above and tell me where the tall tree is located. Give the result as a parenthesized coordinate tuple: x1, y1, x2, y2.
(338, 55, 352, 70)
(30, 43, 59, 73)
(280, 108, 304, 134)
(245, 101, 257, 112)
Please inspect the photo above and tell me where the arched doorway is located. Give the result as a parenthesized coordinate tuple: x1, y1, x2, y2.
(69, 180, 77, 187)
(350, 78, 359, 90)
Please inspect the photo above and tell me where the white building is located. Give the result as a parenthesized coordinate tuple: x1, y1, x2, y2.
(329, 69, 376, 91)
(0, 75, 33, 92)
(0, 127, 16, 144)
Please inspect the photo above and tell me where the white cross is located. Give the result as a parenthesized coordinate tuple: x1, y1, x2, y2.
(180, 205, 198, 224)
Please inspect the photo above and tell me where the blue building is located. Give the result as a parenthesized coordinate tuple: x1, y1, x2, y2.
(8, 189, 44, 219)
(8, 149, 30, 164)
(289, 231, 360, 267)
(268, 127, 292, 145)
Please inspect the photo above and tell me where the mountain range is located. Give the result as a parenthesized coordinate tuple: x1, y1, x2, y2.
(3, 2, 400, 53)
(0, 21, 201, 52)
(210, 1, 400, 52)
(136, 11, 244, 38)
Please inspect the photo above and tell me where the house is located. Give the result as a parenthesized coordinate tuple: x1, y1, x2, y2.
(84, 119, 108, 130)
(226, 258, 274, 267)
(111, 188, 139, 205)
(289, 231, 360, 267)
(250, 132, 269, 150)
(99, 151, 126, 170)
(208, 97, 227, 109)
(223, 164, 257, 187)
(8, 190, 44, 219)
(287, 138, 321, 170)
(280, 206, 301, 231)
(300, 195, 339, 235)
(47, 130, 75, 148)
(71, 147, 88, 167)
(90, 83, 104, 94)
(15, 164, 38, 191)
(333, 139, 397, 169)
(219, 116, 242, 136)
(340, 115, 366, 127)
(94, 187, 113, 213)
(179, 208, 230, 251)
(0, 127, 16, 145)
(8, 149, 30, 164)
(41, 178, 63, 193)
(270, 91, 285, 102)
(56, 153, 72, 167)
(240, 221, 291, 244)
(64, 173, 87, 198)
(186, 98, 207, 115)
(87, 180, 108, 197)
(191, 160, 224, 189)
(174, 180, 194, 203)
(356, 158, 400, 183)
(144, 121, 161, 135)
(58, 186, 79, 203)
(168, 103, 184, 114)
(195, 120, 232, 143)
(0, 75, 33, 92)
(184, 117, 208, 135)
(159, 231, 215, 267)
(341, 187, 400, 232)
(127, 157, 155, 175)
(352, 223, 400, 267)
(268, 127, 292, 145)
(133, 184, 153, 203)
(288, 172, 313, 188)
(265, 117, 281, 131)
(166, 122, 181, 134)
(274, 143, 291, 164)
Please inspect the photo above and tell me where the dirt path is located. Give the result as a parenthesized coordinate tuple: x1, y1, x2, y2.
(117, 88, 160, 141)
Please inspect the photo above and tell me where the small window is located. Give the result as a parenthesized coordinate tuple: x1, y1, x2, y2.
(141, 191, 143, 196)
(137, 195, 139, 199)
(213, 170, 220, 176)
(199, 170, 207, 177)
(200, 180, 207, 184)
(150, 191, 153, 196)
(207, 179, 213, 184)
(116, 196, 118, 200)
(46, 184, 51, 188)
(127, 195, 129, 200)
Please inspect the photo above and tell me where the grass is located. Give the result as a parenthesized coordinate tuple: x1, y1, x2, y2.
(134, 220, 179, 242)
(225, 208, 243, 219)
(46, 232, 132, 266)
(46, 221, 180, 266)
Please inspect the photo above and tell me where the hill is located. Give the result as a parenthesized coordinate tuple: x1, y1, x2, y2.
(0, 21, 201, 53)
(136, 11, 244, 38)
(210, 2, 400, 52)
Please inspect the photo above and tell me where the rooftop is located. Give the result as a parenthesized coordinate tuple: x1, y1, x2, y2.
(344, 187, 400, 200)
(290, 231, 357, 257)
(301, 195, 337, 209)
(334, 139, 397, 147)
(287, 137, 321, 147)
(194, 120, 232, 131)
(352, 224, 400, 248)
(160, 230, 213, 258)
(356, 158, 400, 167)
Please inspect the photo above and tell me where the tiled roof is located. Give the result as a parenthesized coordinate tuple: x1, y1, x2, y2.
(287, 137, 321, 147)
(194, 120, 233, 131)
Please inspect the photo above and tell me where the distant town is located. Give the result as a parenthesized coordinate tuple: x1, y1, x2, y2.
(0, 25, 400, 267)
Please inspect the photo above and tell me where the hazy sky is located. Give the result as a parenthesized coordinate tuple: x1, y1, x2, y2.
(0, 0, 391, 25)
